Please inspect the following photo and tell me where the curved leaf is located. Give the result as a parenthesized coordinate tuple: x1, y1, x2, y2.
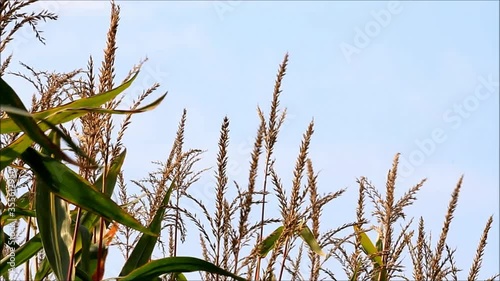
(353, 225, 383, 266)
(35, 130, 74, 281)
(80, 149, 127, 230)
(0, 72, 139, 134)
(20, 147, 154, 236)
(299, 225, 326, 257)
(120, 181, 175, 276)
(0, 234, 42, 276)
(118, 257, 247, 281)
(258, 226, 284, 257)
(0, 78, 77, 166)
(0, 134, 33, 171)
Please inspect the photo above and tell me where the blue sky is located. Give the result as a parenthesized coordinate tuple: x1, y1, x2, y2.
(3, 1, 499, 279)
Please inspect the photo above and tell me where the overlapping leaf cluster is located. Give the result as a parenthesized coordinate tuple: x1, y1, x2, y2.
(1, 1, 497, 281)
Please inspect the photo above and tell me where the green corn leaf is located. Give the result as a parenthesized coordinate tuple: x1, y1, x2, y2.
(0, 134, 33, 171)
(35, 130, 74, 281)
(175, 273, 188, 281)
(118, 257, 247, 281)
(35, 180, 73, 281)
(0, 77, 79, 166)
(75, 226, 92, 279)
(0, 72, 154, 171)
(258, 226, 284, 257)
(87, 243, 109, 280)
(1, 208, 36, 225)
(353, 225, 383, 267)
(35, 225, 90, 281)
(80, 149, 127, 231)
(1, 233, 20, 250)
(20, 147, 154, 236)
(0, 92, 165, 171)
(376, 235, 383, 252)
(0, 72, 139, 134)
(0, 190, 35, 226)
(0, 176, 7, 196)
(299, 225, 326, 257)
(120, 181, 175, 276)
(75, 267, 93, 281)
(0, 234, 42, 276)
(34, 257, 52, 281)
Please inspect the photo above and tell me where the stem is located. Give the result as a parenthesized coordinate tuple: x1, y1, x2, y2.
(255, 150, 272, 281)
(174, 183, 179, 257)
(96, 159, 109, 281)
(24, 217, 31, 281)
(278, 237, 291, 281)
(67, 208, 82, 281)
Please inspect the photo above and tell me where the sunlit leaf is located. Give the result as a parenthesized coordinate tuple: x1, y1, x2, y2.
(258, 226, 284, 257)
(299, 225, 326, 257)
(353, 225, 383, 266)
(35, 131, 74, 280)
(0, 77, 78, 166)
(118, 257, 247, 281)
(120, 181, 175, 276)
(0, 73, 139, 134)
(20, 147, 154, 236)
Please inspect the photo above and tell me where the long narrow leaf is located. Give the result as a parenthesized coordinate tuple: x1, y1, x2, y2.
(0, 234, 42, 276)
(35, 130, 74, 281)
(120, 181, 175, 276)
(35, 225, 90, 281)
(258, 226, 284, 257)
(299, 225, 326, 257)
(0, 132, 37, 171)
(118, 257, 247, 281)
(0, 93, 166, 171)
(80, 149, 127, 231)
(20, 147, 154, 236)
(353, 225, 383, 266)
(0, 72, 139, 134)
(0, 77, 77, 166)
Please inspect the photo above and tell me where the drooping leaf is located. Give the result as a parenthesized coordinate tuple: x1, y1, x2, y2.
(0, 72, 139, 134)
(353, 225, 383, 267)
(299, 225, 326, 257)
(118, 257, 247, 281)
(258, 226, 284, 257)
(0, 132, 37, 171)
(0, 93, 165, 171)
(20, 147, 154, 236)
(120, 181, 175, 276)
(80, 149, 127, 231)
(0, 73, 151, 170)
(0, 77, 78, 166)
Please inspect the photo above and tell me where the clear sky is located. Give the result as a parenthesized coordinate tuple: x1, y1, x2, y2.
(3, 1, 499, 279)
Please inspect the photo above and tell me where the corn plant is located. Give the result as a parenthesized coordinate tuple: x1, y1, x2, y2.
(1, 1, 497, 281)
(0, 1, 246, 280)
